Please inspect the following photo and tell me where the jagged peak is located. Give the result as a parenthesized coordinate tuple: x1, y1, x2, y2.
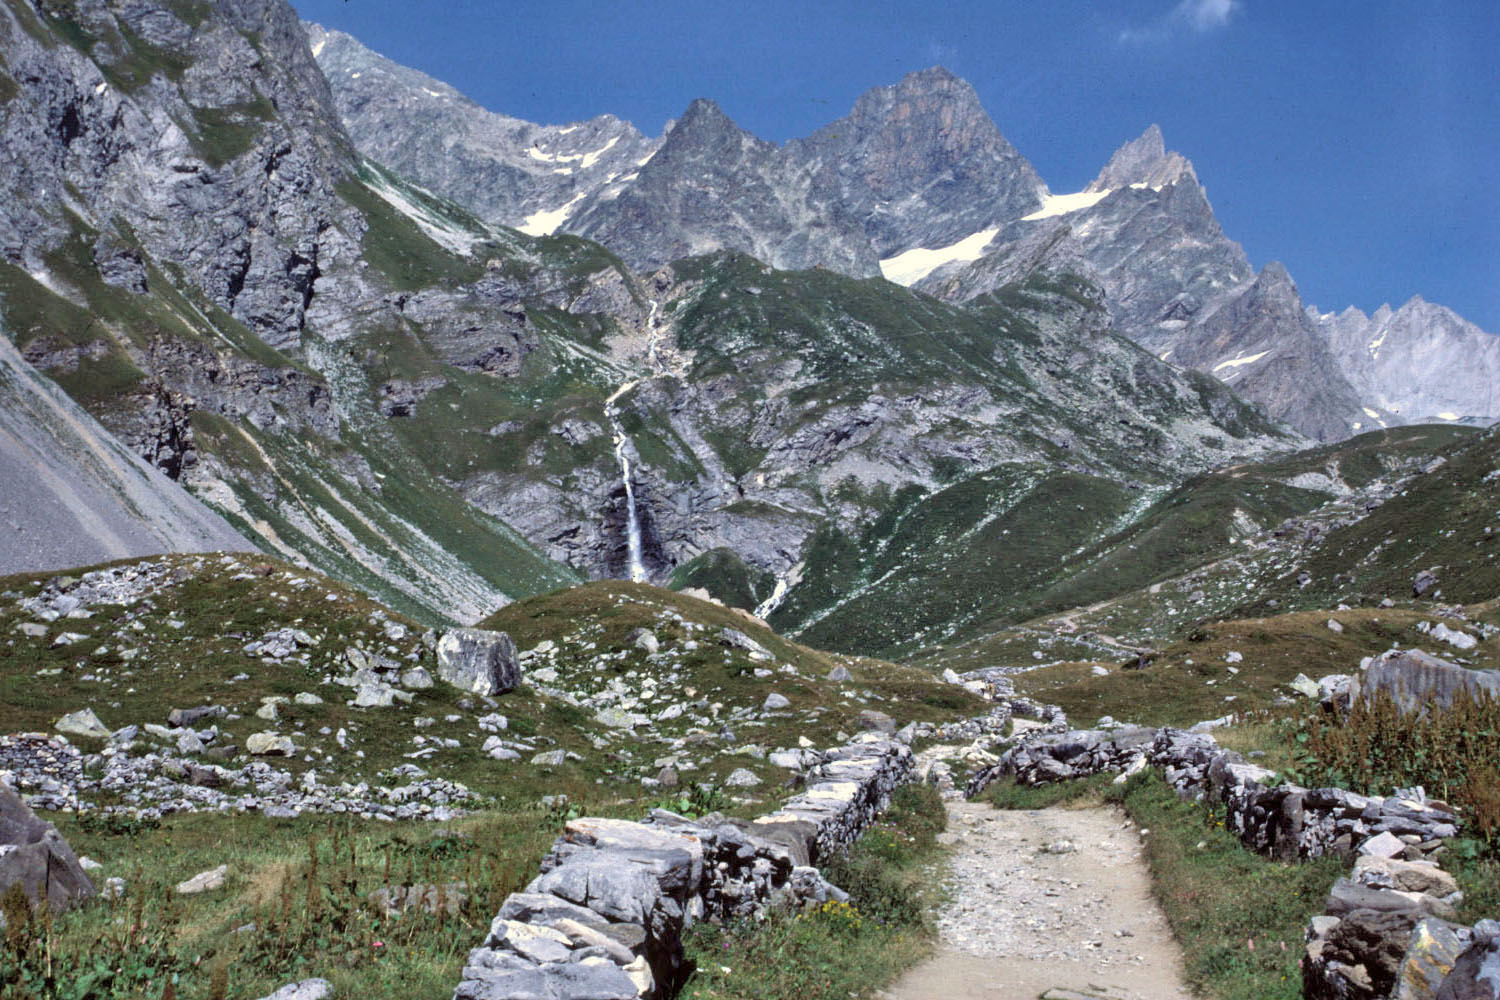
(1257, 260, 1297, 290)
(1087, 124, 1196, 193)
(670, 98, 744, 134)
(841, 65, 990, 128)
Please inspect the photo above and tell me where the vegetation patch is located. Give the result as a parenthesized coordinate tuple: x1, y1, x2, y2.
(1114, 771, 1345, 1000)
(1276, 691, 1500, 853)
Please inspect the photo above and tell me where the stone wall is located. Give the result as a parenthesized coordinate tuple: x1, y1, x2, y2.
(969, 721, 1500, 999)
(970, 725, 1459, 861)
(452, 733, 914, 1000)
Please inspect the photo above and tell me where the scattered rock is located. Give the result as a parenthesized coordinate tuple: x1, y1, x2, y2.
(176, 864, 227, 894)
(724, 768, 761, 787)
(436, 629, 521, 696)
(246, 733, 297, 757)
(762, 693, 790, 711)
(1413, 570, 1439, 597)
(55, 708, 110, 739)
(400, 667, 435, 690)
(627, 628, 659, 655)
(253, 980, 332, 1000)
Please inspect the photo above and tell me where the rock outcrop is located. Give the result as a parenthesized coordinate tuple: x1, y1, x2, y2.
(0, 781, 95, 914)
(436, 629, 522, 696)
(1358, 649, 1500, 714)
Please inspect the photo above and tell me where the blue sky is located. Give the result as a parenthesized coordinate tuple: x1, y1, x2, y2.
(295, 0, 1500, 331)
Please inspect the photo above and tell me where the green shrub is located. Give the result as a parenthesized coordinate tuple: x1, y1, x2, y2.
(1278, 690, 1500, 853)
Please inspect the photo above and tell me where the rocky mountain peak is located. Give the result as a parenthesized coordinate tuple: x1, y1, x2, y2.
(663, 98, 749, 146)
(1088, 124, 1196, 192)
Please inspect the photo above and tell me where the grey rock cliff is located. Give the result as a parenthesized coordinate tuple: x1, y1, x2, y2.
(304, 23, 660, 236)
(1317, 296, 1500, 426)
(0, 0, 362, 354)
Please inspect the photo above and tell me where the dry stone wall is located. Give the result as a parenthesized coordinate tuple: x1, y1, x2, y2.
(970, 719, 1499, 999)
(452, 733, 914, 1000)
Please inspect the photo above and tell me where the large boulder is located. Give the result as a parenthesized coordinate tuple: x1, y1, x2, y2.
(1359, 649, 1500, 713)
(436, 629, 521, 696)
(0, 782, 95, 913)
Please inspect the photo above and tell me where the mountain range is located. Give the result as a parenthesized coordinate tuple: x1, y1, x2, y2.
(0, 0, 1493, 652)
(308, 25, 1500, 444)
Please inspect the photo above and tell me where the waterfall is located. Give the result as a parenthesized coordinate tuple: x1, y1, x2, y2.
(605, 379, 645, 583)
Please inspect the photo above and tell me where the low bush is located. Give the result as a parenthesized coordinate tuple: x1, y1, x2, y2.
(1277, 690, 1500, 854)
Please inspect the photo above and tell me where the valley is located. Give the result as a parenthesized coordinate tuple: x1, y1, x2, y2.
(0, 1, 1497, 999)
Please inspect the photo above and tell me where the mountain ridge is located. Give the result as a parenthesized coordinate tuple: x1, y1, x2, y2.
(306, 32, 1499, 442)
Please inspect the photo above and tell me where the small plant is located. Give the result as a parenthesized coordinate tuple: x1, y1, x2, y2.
(650, 783, 730, 819)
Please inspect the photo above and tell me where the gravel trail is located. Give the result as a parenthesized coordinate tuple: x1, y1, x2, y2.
(881, 797, 1194, 1000)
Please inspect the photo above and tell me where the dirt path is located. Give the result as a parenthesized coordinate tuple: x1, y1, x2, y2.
(881, 797, 1193, 1000)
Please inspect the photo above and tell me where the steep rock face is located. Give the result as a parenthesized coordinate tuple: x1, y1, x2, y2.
(0, 0, 361, 353)
(0, 0, 591, 620)
(1317, 297, 1500, 426)
(567, 98, 876, 274)
(572, 69, 1046, 273)
(1169, 263, 1365, 442)
(920, 125, 1254, 353)
(917, 125, 1500, 439)
(304, 24, 659, 236)
(0, 332, 252, 575)
(786, 66, 1045, 256)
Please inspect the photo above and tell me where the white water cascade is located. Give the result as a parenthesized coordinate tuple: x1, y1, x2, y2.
(605, 379, 645, 583)
(602, 300, 680, 584)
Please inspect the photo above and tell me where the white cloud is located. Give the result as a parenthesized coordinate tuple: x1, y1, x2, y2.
(1119, 0, 1241, 43)
(1178, 0, 1240, 31)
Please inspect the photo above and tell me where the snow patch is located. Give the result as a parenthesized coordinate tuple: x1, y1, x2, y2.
(421, 87, 444, 99)
(578, 135, 620, 170)
(1368, 327, 1388, 357)
(1211, 350, 1269, 374)
(878, 228, 999, 286)
(1437, 412, 1460, 421)
(310, 37, 326, 58)
(518, 192, 586, 236)
(1021, 188, 1112, 221)
(558, 125, 578, 135)
(525, 135, 620, 171)
(1362, 407, 1381, 419)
